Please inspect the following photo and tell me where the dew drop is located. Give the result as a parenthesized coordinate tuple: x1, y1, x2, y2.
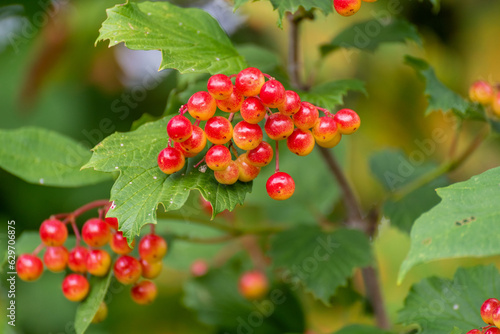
(120, 143, 124, 147)
(147, 12, 152, 15)
(153, 176, 157, 179)
(179, 22, 183, 26)
(197, 30, 200, 34)
(216, 57, 220, 61)
(39, 178, 44, 184)
(453, 304, 459, 310)
(115, 166, 119, 169)
(129, 182, 132, 185)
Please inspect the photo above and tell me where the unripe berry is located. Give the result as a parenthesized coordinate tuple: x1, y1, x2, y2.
(266, 172, 295, 200)
(233, 121, 263, 150)
(278, 90, 301, 116)
(82, 218, 111, 248)
(16, 254, 43, 281)
(105, 217, 119, 230)
(214, 161, 240, 185)
(469, 80, 494, 104)
(167, 115, 193, 143)
(110, 231, 135, 254)
(238, 270, 269, 300)
(140, 258, 163, 279)
(293, 102, 319, 130)
(39, 219, 67, 246)
(259, 80, 286, 108)
(179, 125, 207, 155)
(205, 116, 234, 144)
(264, 113, 294, 140)
(287, 129, 315, 156)
(190, 259, 209, 277)
(235, 67, 265, 97)
(481, 298, 500, 325)
(139, 234, 168, 263)
(333, 109, 360, 134)
(86, 249, 111, 277)
(205, 145, 232, 171)
(247, 141, 274, 167)
(236, 153, 260, 182)
(316, 132, 342, 148)
(131, 280, 158, 305)
(113, 255, 142, 285)
(312, 116, 338, 142)
(91, 302, 108, 324)
(334, 0, 362, 16)
(43, 246, 69, 272)
(240, 97, 266, 124)
(62, 274, 89, 302)
(492, 91, 500, 116)
(158, 147, 185, 174)
(216, 88, 244, 113)
(68, 246, 88, 273)
(207, 74, 233, 100)
(188, 91, 217, 120)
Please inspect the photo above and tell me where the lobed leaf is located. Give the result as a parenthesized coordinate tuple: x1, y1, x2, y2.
(299, 79, 366, 111)
(268, 0, 333, 28)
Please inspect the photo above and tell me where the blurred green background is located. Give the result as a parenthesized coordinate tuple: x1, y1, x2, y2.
(1, 0, 500, 333)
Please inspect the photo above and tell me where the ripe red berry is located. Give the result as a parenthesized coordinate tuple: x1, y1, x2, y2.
(316, 132, 342, 148)
(105, 217, 119, 230)
(493, 305, 500, 328)
(205, 116, 234, 145)
(469, 80, 495, 104)
(240, 96, 266, 124)
(293, 102, 319, 130)
(167, 115, 193, 142)
(484, 328, 500, 334)
(68, 246, 88, 273)
(140, 258, 163, 279)
(205, 145, 232, 171)
(91, 302, 108, 324)
(264, 113, 294, 140)
(39, 219, 67, 246)
(110, 231, 135, 255)
(86, 249, 112, 276)
(466, 330, 482, 334)
(259, 79, 286, 108)
(266, 172, 295, 200)
(179, 125, 207, 156)
(190, 259, 209, 277)
(312, 116, 338, 142)
(188, 91, 217, 120)
(334, 0, 362, 16)
(235, 67, 265, 97)
(214, 161, 240, 185)
(16, 254, 43, 281)
(247, 141, 274, 167)
(216, 87, 244, 113)
(278, 90, 301, 116)
(482, 298, 500, 325)
(175, 141, 197, 158)
(62, 274, 90, 302)
(238, 270, 269, 300)
(207, 74, 233, 100)
(82, 218, 111, 248)
(114, 255, 142, 285)
(139, 234, 168, 263)
(236, 153, 260, 182)
(131, 280, 158, 305)
(333, 108, 360, 134)
(233, 121, 263, 150)
(287, 129, 315, 156)
(43, 246, 69, 272)
(158, 147, 185, 174)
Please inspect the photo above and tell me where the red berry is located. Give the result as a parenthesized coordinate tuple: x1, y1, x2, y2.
(316, 132, 342, 148)
(39, 219, 67, 246)
(236, 153, 260, 182)
(179, 125, 207, 155)
(233, 121, 263, 150)
(43, 246, 69, 272)
(167, 115, 193, 143)
(494, 305, 500, 328)
(264, 113, 294, 140)
(16, 254, 43, 281)
(238, 270, 269, 300)
(139, 234, 168, 263)
(466, 330, 482, 334)
(266, 172, 295, 200)
(259, 80, 286, 108)
(110, 231, 135, 255)
(207, 74, 233, 100)
(140, 258, 163, 279)
(188, 91, 217, 120)
(62, 274, 89, 302)
(247, 141, 274, 167)
(205, 145, 232, 171)
(469, 80, 495, 104)
(105, 217, 119, 230)
(216, 87, 244, 113)
(113, 255, 142, 285)
(333, 108, 360, 134)
(86, 249, 111, 276)
(91, 302, 108, 324)
(82, 218, 111, 248)
(287, 129, 315, 156)
(68, 246, 88, 273)
(485, 328, 500, 334)
(312, 116, 338, 142)
(334, 0, 362, 16)
(482, 298, 500, 325)
(293, 102, 319, 130)
(190, 259, 209, 277)
(205, 116, 234, 145)
(158, 147, 185, 174)
(131, 280, 158, 305)
(278, 90, 301, 116)
(214, 161, 240, 185)
(235, 67, 265, 97)
(240, 96, 266, 124)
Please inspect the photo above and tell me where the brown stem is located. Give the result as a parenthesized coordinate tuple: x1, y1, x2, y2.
(361, 267, 390, 329)
(287, 13, 306, 91)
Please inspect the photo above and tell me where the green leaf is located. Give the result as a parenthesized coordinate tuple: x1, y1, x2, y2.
(299, 79, 366, 111)
(268, 0, 333, 28)
(398, 167, 500, 283)
(370, 149, 448, 233)
(234, 0, 252, 11)
(0, 127, 111, 187)
(398, 265, 499, 334)
(333, 324, 394, 334)
(83, 116, 252, 241)
(74, 270, 114, 334)
(97, 1, 247, 75)
(269, 226, 373, 304)
(236, 44, 280, 73)
(320, 17, 422, 57)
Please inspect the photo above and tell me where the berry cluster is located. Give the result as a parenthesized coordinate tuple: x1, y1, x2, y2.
(158, 67, 360, 201)
(466, 298, 500, 334)
(469, 80, 500, 117)
(15, 201, 167, 323)
(333, 0, 377, 17)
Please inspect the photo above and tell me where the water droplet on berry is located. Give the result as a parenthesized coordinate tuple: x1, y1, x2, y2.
(39, 178, 44, 184)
